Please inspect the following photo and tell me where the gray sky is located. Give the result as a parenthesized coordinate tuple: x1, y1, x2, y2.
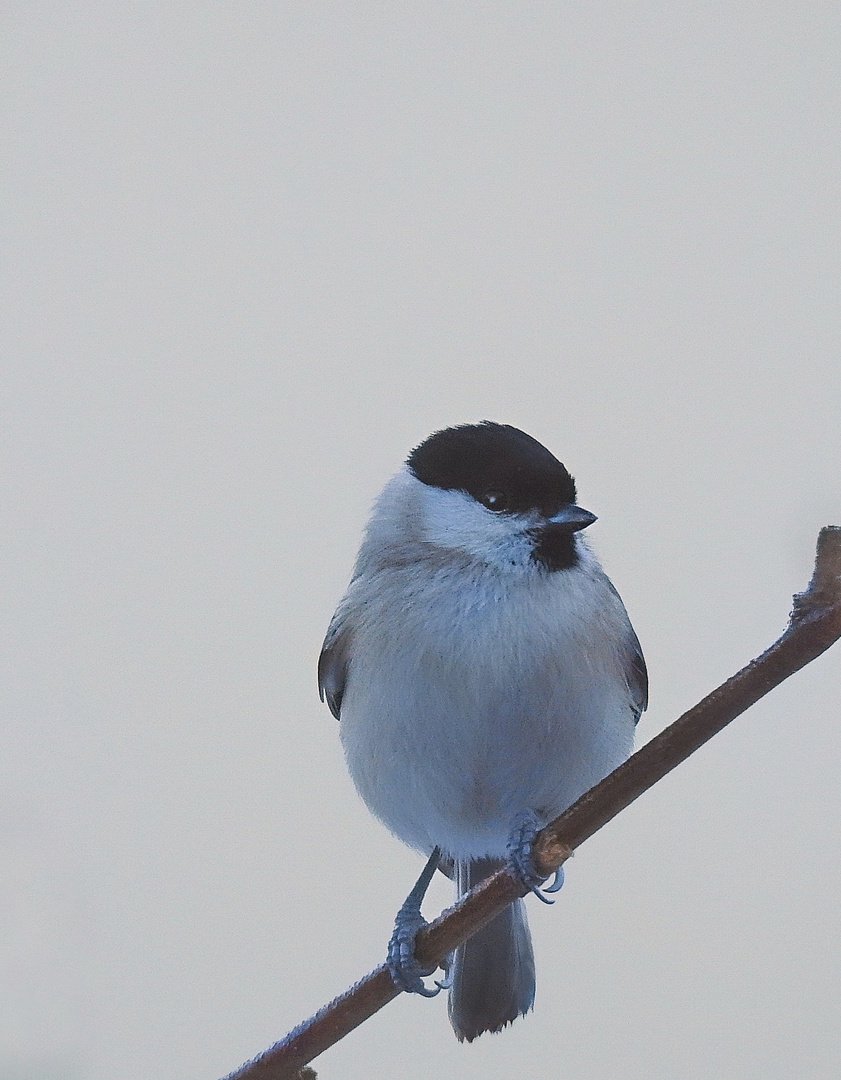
(2, 3, 840, 1078)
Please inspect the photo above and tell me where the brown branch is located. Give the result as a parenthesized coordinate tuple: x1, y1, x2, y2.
(220, 526, 841, 1080)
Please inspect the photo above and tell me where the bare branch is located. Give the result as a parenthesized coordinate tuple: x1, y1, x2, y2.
(220, 527, 841, 1080)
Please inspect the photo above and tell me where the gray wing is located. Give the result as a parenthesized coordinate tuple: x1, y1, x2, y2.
(625, 625, 648, 723)
(317, 612, 354, 720)
(606, 580, 648, 724)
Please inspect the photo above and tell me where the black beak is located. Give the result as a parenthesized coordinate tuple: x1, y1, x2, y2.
(546, 504, 597, 533)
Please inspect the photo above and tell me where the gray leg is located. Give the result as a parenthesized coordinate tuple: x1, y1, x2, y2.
(386, 848, 449, 997)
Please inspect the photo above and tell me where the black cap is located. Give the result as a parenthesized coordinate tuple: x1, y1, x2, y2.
(407, 422, 576, 518)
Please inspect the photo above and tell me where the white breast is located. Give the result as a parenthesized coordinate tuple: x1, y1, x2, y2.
(338, 549, 637, 861)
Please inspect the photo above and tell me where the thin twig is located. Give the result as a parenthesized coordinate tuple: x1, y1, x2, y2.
(220, 526, 841, 1080)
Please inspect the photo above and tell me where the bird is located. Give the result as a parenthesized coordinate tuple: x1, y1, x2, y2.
(318, 421, 647, 1041)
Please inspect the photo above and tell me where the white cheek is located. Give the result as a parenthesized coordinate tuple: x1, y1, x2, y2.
(418, 487, 534, 569)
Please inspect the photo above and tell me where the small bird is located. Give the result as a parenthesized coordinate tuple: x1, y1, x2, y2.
(319, 422, 646, 1041)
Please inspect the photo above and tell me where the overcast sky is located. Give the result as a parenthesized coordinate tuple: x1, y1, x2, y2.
(3, 3, 841, 1079)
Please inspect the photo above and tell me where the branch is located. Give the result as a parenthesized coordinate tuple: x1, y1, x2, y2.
(220, 527, 841, 1080)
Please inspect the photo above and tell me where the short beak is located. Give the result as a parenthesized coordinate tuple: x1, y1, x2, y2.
(547, 504, 598, 533)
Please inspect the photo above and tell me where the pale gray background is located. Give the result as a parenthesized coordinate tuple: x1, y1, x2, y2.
(2, 3, 840, 1079)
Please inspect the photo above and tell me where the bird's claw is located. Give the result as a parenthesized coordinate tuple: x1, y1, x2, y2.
(386, 849, 449, 997)
(506, 810, 565, 904)
(387, 910, 443, 996)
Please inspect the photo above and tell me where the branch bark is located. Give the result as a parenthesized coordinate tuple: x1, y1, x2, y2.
(220, 526, 841, 1080)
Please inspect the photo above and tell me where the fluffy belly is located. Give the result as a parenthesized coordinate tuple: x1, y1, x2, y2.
(339, 649, 633, 860)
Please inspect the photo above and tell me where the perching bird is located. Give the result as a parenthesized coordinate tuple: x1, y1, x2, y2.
(319, 422, 647, 1041)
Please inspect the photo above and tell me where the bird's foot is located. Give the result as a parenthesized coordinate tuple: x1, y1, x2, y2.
(386, 848, 450, 997)
(506, 810, 565, 905)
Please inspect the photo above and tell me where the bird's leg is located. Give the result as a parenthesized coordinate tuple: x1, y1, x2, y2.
(386, 847, 451, 997)
(506, 810, 565, 904)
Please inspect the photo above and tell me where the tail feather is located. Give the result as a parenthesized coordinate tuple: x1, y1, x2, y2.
(448, 858, 535, 1042)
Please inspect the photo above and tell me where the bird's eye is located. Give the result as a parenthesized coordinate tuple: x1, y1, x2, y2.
(479, 490, 507, 511)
